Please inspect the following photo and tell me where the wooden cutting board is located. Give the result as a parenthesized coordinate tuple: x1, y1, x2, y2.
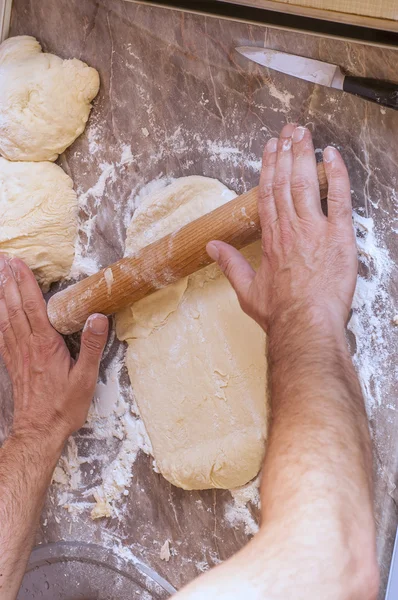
(223, 0, 398, 28)
(273, 0, 398, 20)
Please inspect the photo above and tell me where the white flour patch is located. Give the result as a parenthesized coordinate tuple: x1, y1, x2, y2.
(69, 143, 138, 280)
(348, 212, 394, 413)
(225, 477, 261, 536)
(205, 140, 262, 171)
(53, 348, 152, 519)
(267, 82, 294, 112)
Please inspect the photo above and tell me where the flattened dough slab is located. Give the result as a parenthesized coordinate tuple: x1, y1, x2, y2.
(116, 176, 267, 490)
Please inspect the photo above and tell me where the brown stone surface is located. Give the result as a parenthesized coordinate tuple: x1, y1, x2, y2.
(1, 0, 398, 597)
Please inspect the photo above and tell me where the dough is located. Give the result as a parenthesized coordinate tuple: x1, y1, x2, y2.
(116, 176, 267, 490)
(0, 158, 77, 291)
(0, 36, 99, 162)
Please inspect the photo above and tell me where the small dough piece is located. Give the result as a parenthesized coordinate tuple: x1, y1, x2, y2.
(0, 157, 77, 290)
(0, 36, 99, 162)
(117, 176, 267, 490)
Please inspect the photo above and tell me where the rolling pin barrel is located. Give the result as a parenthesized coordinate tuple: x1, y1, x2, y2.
(48, 162, 328, 335)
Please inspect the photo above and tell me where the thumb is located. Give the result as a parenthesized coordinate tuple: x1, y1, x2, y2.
(73, 313, 109, 392)
(207, 241, 255, 308)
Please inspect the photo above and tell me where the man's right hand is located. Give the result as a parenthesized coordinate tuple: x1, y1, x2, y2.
(183, 125, 378, 600)
(207, 123, 357, 333)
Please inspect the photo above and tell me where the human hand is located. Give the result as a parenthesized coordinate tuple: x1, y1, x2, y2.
(207, 124, 357, 332)
(0, 255, 109, 444)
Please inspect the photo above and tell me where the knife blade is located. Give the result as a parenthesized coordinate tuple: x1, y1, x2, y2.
(236, 46, 398, 111)
(236, 46, 344, 89)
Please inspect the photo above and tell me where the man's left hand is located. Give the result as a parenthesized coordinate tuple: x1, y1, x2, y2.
(0, 255, 109, 443)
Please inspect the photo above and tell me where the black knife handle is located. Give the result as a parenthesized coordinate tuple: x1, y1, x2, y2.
(343, 76, 398, 111)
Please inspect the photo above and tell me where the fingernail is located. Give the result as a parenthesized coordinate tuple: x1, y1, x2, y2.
(281, 123, 297, 138)
(293, 127, 306, 143)
(324, 146, 337, 163)
(266, 138, 278, 153)
(281, 137, 292, 151)
(207, 242, 219, 262)
(86, 314, 108, 335)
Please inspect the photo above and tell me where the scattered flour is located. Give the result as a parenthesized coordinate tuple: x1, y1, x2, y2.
(267, 82, 294, 112)
(225, 477, 261, 536)
(69, 141, 138, 280)
(160, 539, 171, 562)
(349, 212, 394, 413)
(53, 348, 152, 519)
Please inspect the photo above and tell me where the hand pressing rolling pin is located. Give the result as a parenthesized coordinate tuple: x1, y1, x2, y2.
(0, 125, 379, 600)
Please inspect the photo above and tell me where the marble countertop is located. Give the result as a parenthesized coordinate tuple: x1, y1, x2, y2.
(1, 0, 398, 597)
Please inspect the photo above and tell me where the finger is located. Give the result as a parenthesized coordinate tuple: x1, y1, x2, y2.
(72, 314, 109, 395)
(291, 126, 323, 220)
(2, 258, 32, 342)
(273, 123, 297, 220)
(207, 241, 255, 311)
(0, 256, 16, 348)
(258, 138, 278, 227)
(323, 147, 353, 231)
(9, 258, 54, 336)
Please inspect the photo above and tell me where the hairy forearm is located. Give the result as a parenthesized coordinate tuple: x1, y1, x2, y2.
(173, 310, 377, 600)
(259, 307, 376, 595)
(0, 432, 64, 600)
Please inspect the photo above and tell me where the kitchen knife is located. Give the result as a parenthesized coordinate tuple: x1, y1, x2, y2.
(236, 47, 398, 111)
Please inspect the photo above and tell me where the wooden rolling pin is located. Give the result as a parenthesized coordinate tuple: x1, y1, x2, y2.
(48, 163, 328, 334)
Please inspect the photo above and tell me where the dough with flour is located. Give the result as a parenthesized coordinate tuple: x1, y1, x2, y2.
(0, 36, 99, 162)
(0, 158, 77, 290)
(116, 176, 267, 490)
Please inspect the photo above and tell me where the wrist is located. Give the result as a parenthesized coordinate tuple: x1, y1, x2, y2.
(10, 421, 68, 466)
(267, 303, 348, 358)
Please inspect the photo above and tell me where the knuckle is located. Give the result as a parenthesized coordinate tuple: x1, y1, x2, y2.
(0, 319, 12, 335)
(82, 335, 103, 355)
(33, 335, 60, 355)
(7, 304, 23, 321)
(273, 175, 290, 193)
(328, 195, 352, 218)
(328, 189, 350, 203)
(23, 298, 40, 314)
(260, 183, 274, 202)
(290, 175, 312, 196)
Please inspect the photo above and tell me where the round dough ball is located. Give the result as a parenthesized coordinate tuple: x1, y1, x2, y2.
(0, 36, 100, 162)
(0, 157, 78, 291)
(117, 176, 268, 490)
